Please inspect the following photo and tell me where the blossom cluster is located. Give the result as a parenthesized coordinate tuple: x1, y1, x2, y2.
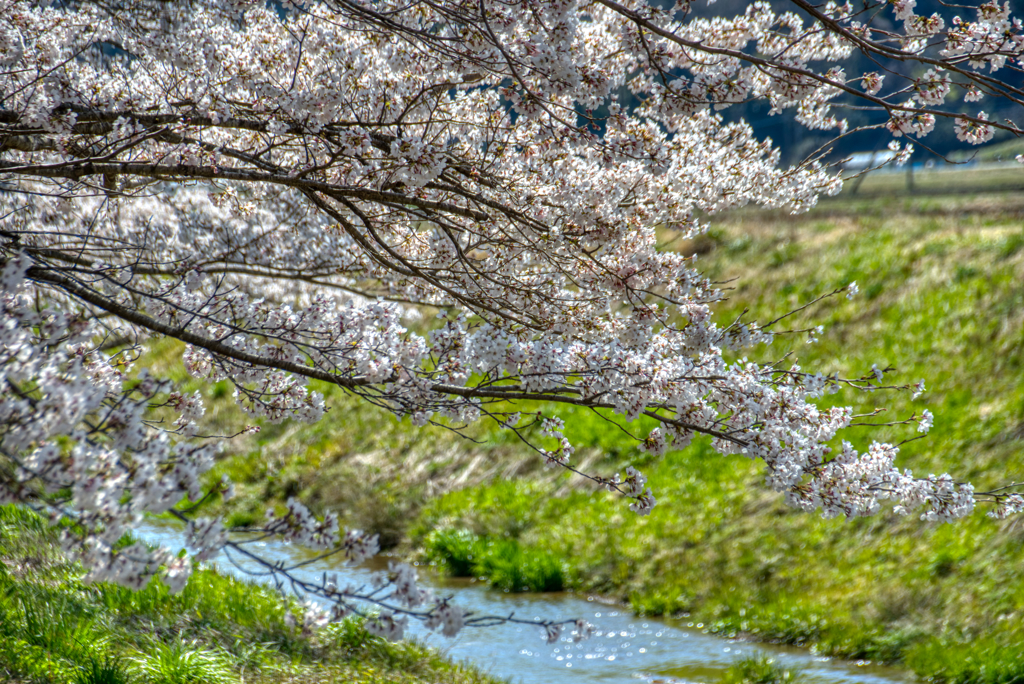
(1, 253, 210, 591)
(1, 252, 484, 640)
(363, 562, 468, 640)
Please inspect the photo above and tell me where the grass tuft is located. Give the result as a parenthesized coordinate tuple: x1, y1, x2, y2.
(73, 655, 133, 684)
(131, 640, 232, 684)
(720, 653, 805, 684)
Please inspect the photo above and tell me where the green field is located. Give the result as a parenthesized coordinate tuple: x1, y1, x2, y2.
(841, 164, 1024, 197)
(116, 170, 1024, 683)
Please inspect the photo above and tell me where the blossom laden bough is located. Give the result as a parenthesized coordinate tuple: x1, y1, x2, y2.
(1, 0, 1023, 646)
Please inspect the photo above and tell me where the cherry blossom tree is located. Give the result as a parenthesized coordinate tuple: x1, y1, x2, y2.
(1, 0, 1023, 641)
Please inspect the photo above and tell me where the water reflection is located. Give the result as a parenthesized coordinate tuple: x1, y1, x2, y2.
(134, 520, 909, 684)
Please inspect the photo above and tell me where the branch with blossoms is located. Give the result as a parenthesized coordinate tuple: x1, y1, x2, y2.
(6, 240, 1024, 522)
(176, 504, 592, 643)
(0, 262, 595, 641)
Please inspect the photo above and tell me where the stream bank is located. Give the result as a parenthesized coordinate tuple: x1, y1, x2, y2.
(136, 518, 911, 684)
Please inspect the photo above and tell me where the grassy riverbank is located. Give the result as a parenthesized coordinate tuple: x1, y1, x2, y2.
(160, 182, 1023, 681)
(0, 506, 500, 684)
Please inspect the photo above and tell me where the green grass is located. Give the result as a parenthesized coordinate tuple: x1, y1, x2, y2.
(0, 506, 502, 684)
(421, 527, 566, 592)
(839, 164, 1024, 198)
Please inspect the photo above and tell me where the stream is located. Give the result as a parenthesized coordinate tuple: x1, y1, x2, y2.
(134, 519, 910, 684)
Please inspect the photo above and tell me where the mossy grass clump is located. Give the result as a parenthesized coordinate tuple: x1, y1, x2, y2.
(130, 640, 232, 684)
(905, 636, 1024, 684)
(423, 528, 479, 576)
(423, 527, 567, 592)
(720, 653, 804, 684)
(72, 655, 133, 684)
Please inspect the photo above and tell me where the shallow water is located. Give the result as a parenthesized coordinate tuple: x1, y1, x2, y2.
(134, 519, 910, 684)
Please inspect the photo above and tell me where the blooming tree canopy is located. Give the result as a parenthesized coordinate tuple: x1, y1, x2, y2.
(1, 0, 1023, 640)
